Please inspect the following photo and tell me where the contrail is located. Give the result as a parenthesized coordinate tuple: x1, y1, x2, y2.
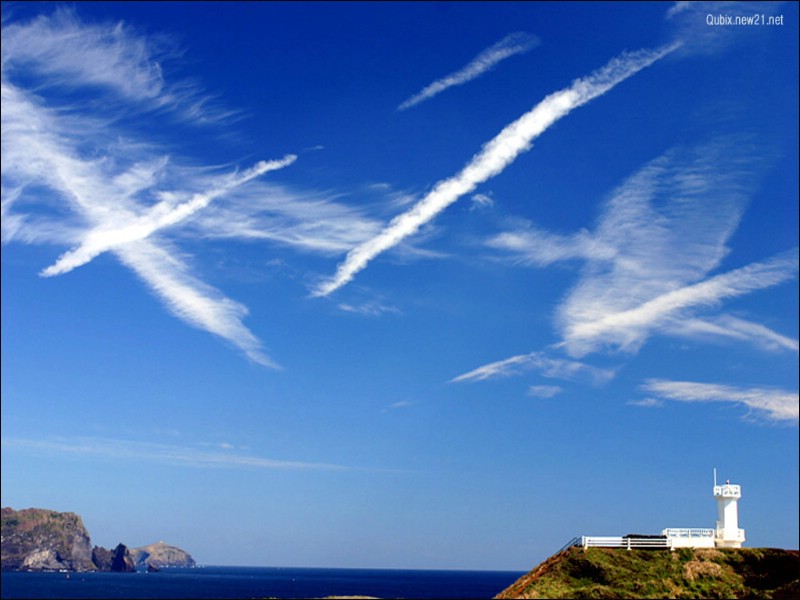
(41, 154, 297, 277)
(398, 32, 540, 111)
(314, 43, 680, 297)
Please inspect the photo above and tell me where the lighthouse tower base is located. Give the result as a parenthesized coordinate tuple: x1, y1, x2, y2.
(714, 481, 745, 548)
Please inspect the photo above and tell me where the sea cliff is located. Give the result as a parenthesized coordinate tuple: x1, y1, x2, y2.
(1, 507, 194, 572)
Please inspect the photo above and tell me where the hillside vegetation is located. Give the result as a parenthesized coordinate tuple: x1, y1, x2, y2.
(495, 546, 799, 599)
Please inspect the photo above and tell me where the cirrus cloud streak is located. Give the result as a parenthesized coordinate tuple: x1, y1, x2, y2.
(2, 436, 358, 471)
(640, 379, 799, 423)
(563, 249, 798, 357)
(451, 351, 615, 386)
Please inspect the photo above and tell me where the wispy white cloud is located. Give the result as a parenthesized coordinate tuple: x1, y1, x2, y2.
(470, 193, 495, 211)
(116, 239, 278, 368)
(641, 379, 799, 423)
(0, 7, 234, 122)
(665, 1, 693, 19)
(387, 400, 413, 410)
(315, 43, 679, 297)
(451, 351, 615, 386)
(673, 315, 799, 353)
(527, 385, 563, 399)
(488, 226, 610, 266)
(338, 301, 401, 317)
(2, 436, 357, 471)
(489, 140, 798, 357)
(398, 32, 540, 111)
(562, 249, 798, 357)
(627, 397, 664, 408)
(186, 184, 383, 256)
(1, 8, 165, 101)
(451, 353, 536, 382)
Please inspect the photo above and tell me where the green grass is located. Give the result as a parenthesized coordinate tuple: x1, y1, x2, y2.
(496, 547, 799, 599)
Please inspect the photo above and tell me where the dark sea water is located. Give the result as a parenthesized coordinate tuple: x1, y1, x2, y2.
(0, 566, 525, 599)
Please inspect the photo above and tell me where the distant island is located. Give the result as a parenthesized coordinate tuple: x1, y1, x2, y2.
(1, 507, 195, 572)
(495, 545, 800, 599)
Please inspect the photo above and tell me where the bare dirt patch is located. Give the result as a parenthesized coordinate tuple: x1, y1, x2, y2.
(684, 560, 724, 581)
(694, 548, 725, 561)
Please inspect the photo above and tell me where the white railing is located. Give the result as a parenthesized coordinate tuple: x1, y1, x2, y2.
(713, 484, 741, 498)
(662, 528, 715, 539)
(556, 536, 582, 554)
(581, 536, 671, 549)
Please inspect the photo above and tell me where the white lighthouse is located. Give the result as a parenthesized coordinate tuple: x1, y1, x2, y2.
(714, 470, 745, 548)
(583, 470, 747, 550)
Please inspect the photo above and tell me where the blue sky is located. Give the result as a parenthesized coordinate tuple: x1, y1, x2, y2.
(1, 1, 797, 570)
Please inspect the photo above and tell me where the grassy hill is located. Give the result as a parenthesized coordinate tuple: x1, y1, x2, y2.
(495, 546, 799, 599)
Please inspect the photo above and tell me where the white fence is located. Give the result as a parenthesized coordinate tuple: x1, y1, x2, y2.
(581, 536, 671, 549)
(662, 528, 716, 548)
(662, 528, 715, 538)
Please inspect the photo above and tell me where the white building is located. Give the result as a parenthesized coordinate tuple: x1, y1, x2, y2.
(713, 479, 745, 548)
(662, 472, 745, 549)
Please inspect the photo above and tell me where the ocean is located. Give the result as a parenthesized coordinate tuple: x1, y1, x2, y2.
(0, 566, 525, 599)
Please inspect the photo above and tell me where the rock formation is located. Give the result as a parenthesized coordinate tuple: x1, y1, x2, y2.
(1, 507, 94, 571)
(2, 507, 194, 572)
(20, 549, 67, 571)
(130, 541, 196, 569)
(91, 545, 113, 570)
(110, 543, 136, 572)
(91, 543, 136, 572)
